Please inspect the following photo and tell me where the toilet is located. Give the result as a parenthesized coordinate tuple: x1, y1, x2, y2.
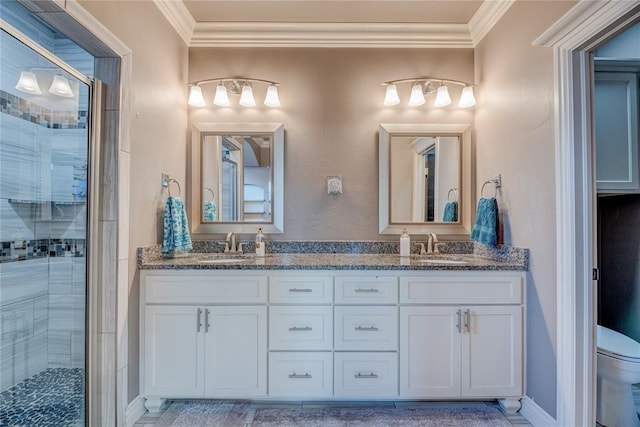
(597, 325, 640, 427)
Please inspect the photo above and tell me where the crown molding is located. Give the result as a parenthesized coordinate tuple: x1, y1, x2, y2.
(468, 0, 515, 46)
(190, 22, 473, 48)
(153, 0, 195, 46)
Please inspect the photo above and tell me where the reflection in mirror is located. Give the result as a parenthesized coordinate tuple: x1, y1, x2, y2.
(389, 135, 460, 223)
(379, 123, 472, 236)
(190, 123, 284, 235)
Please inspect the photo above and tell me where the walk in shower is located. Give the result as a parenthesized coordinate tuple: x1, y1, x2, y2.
(0, 2, 94, 425)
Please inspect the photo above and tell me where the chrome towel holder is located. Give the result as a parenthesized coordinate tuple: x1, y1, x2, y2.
(161, 173, 181, 197)
(481, 174, 502, 198)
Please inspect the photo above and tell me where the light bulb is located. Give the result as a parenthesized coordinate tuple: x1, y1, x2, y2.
(434, 84, 452, 107)
(458, 86, 476, 108)
(49, 75, 74, 98)
(383, 84, 400, 106)
(264, 85, 280, 107)
(239, 84, 256, 107)
(188, 85, 206, 107)
(213, 83, 230, 106)
(408, 83, 425, 107)
(15, 71, 41, 94)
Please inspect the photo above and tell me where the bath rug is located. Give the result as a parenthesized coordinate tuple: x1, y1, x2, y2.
(251, 406, 511, 427)
(155, 400, 252, 426)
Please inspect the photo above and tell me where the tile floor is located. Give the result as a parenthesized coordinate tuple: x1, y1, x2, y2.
(132, 400, 532, 427)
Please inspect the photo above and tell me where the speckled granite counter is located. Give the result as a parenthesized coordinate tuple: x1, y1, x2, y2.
(138, 241, 528, 271)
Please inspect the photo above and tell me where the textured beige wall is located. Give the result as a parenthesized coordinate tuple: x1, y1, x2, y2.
(78, 0, 189, 403)
(189, 48, 474, 240)
(474, 0, 577, 418)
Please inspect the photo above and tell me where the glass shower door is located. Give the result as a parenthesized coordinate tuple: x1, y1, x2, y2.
(0, 27, 90, 426)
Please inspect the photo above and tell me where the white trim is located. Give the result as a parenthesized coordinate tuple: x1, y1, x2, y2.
(520, 396, 556, 427)
(125, 395, 147, 427)
(468, 0, 515, 46)
(64, 0, 131, 56)
(152, 0, 194, 46)
(190, 22, 472, 48)
(534, 1, 640, 426)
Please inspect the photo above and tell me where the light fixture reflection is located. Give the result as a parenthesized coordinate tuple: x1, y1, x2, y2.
(213, 83, 231, 106)
(264, 85, 280, 107)
(434, 84, 452, 107)
(458, 86, 476, 108)
(383, 84, 400, 106)
(15, 71, 41, 94)
(408, 83, 425, 106)
(239, 84, 256, 107)
(188, 85, 206, 107)
(49, 75, 74, 98)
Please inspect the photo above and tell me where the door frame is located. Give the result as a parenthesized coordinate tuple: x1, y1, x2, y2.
(533, 1, 640, 425)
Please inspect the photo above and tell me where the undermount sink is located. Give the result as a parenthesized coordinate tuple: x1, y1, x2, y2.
(419, 256, 468, 265)
(200, 257, 248, 264)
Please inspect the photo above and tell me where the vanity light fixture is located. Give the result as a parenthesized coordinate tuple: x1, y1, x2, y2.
(188, 77, 281, 108)
(381, 77, 476, 108)
(15, 69, 75, 98)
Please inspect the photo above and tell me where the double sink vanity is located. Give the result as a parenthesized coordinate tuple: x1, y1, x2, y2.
(138, 242, 528, 415)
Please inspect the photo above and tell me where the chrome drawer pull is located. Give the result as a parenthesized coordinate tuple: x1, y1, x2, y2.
(354, 288, 379, 293)
(289, 288, 313, 293)
(197, 308, 203, 332)
(289, 326, 313, 331)
(289, 373, 312, 379)
(355, 372, 379, 379)
(355, 326, 379, 331)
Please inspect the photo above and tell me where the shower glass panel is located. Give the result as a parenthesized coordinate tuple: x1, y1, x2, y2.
(0, 27, 90, 426)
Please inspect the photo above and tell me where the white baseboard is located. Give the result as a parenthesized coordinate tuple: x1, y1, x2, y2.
(125, 395, 146, 427)
(520, 396, 556, 427)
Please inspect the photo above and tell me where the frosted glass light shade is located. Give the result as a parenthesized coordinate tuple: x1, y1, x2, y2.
(434, 85, 452, 107)
(213, 84, 231, 106)
(264, 85, 280, 107)
(383, 84, 400, 106)
(188, 85, 206, 107)
(15, 71, 41, 94)
(239, 84, 256, 107)
(49, 75, 74, 98)
(458, 86, 476, 108)
(408, 83, 425, 106)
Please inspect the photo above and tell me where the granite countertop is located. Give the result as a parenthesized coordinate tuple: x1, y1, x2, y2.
(138, 241, 528, 271)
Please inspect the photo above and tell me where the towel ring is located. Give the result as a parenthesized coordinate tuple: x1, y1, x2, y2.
(447, 188, 458, 202)
(204, 187, 215, 201)
(481, 180, 497, 198)
(167, 179, 181, 197)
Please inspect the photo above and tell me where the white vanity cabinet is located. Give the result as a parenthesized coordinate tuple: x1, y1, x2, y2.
(140, 273, 268, 412)
(399, 275, 524, 409)
(140, 269, 524, 410)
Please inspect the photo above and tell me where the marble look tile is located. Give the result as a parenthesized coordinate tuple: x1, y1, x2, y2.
(118, 151, 130, 261)
(27, 332, 48, 377)
(48, 330, 71, 368)
(71, 331, 85, 369)
(100, 221, 117, 334)
(117, 259, 128, 370)
(117, 366, 128, 427)
(0, 299, 34, 348)
(100, 333, 116, 427)
(119, 54, 132, 154)
(99, 110, 118, 221)
(73, 257, 86, 295)
(48, 293, 84, 333)
(0, 258, 48, 306)
(95, 57, 121, 112)
(0, 332, 47, 392)
(49, 257, 73, 295)
(33, 295, 48, 335)
(0, 199, 35, 241)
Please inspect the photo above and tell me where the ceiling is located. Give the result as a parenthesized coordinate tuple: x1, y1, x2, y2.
(153, 0, 515, 48)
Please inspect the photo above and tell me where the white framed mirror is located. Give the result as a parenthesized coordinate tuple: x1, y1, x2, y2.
(379, 123, 473, 236)
(189, 122, 284, 235)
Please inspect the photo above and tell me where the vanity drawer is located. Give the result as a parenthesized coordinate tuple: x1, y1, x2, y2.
(334, 352, 398, 397)
(145, 275, 267, 304)
(400, 275, 523, 305)
(334, 306, 398, 351)
(268, 352, 333, 397)
(335, 276, 398, 304)
(269, 276, 333, 304)
(269, 306, 333, 350)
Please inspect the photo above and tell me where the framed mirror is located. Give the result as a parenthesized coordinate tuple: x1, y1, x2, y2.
(189, 122, 284, 235)
(379, 123, 473, 236)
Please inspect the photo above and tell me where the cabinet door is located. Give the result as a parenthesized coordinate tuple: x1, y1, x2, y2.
(399, 306, 460, 398)
(204, 306, 267, 397)
(595, 72, 639, 192)
(461, 306, 523, 398)
(144, 306, 205, 397)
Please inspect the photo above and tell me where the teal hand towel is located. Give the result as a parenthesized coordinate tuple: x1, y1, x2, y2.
(443, 201, 458, 222)
(470, 197, 499, 247)
(203, 200, 217, 221)
(162, 196, 193, 254)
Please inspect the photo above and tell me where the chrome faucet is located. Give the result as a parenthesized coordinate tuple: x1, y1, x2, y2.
(225, 232, 237, 253)
(424, 233, 440, 254)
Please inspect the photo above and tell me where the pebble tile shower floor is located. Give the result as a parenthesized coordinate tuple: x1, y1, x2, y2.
(0, 368, 84, 427)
